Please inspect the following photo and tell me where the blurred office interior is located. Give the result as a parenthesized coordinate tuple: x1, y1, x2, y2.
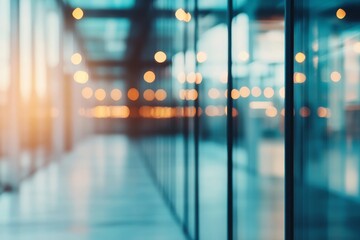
(0, 0, 359, 239)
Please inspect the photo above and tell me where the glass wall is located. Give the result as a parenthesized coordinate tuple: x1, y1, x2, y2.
(232, 1, 285, 239)
(293, 0, 360, 239)
(141, 0, 286, 239)
(0, 0, 91, 191)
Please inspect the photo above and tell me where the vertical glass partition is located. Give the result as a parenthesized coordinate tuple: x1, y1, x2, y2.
(293, 0, 360, 239)
(232, 1, 285, 239)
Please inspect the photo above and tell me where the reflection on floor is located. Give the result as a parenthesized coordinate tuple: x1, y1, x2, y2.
(0, 135, 186, 240)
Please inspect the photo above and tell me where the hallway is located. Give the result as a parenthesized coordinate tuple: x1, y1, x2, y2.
(0, 136, 185, 240)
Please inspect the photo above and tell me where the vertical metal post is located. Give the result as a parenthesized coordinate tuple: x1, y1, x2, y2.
(285, 0, 295, 239)
(227, 0, 234, 239)
(194, 1, 200, 240)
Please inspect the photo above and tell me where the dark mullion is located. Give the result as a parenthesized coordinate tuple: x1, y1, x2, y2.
(285, 0, 295, 239)
(227, 0, 234, 239)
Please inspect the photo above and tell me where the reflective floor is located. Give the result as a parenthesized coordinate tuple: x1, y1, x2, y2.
(0, 136, 186, 240)
(2, 135, 359, 239)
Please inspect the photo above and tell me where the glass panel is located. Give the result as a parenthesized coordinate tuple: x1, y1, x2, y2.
(67, 0, 135, 9)
(198, 1, 228, 239)
(294, 0, 360, 239)
(232, 0, 285, 239)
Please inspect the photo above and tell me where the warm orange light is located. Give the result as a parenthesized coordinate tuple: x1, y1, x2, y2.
(196, 73, 203, 84)
(179, 89, 186, 100)
(144, 71, 156, 83)
(279, 87, 285, 99)
(231, 89, 240, 99)
(300, 107, 311, 117)
(294, 72, 306, 83)
(225, 107, 238, 117)
(71, 53, 82, 65)
(143, 89, 155, 101)
(128, 88, 139, 101)
(187, 72, 196, 83)
(186, 89, 198, 101)
(330, 71, 341, 82)
(295, 52, 306, 63)
(184, 12, 192, 22)
(95, 89, 106, 101)
(317, 107, 330, 118)
(205, 105, 222, 117)
(197, 52, 207, 63)
(110, 106, 130, 118)
(239, 87, 250, 98)
(266, 106, 278, 117)
(263, 87, 274, 98)
(74, 71, 89, 84)
(72, 8, 84, 20)
(208, 88, 220, 99)
(110, 89, 122, 101)
(251, 87, 261, 97)
(238, 51, 249, 62)
(82, 87, 93, 99)
(336, 8, 346, 19)
(92, 106, 110, 118)
(155, 89, 167, 101)
(175, 8, 187, 21)
(154, 51, 167, 63)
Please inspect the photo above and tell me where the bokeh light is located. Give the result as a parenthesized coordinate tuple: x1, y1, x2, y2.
(74, 71, 89, 84)
(154, 51, 167, 63)
(128, 88, 140, 101)
(95, 89, 106, 101)
(72, 8, 84, 20)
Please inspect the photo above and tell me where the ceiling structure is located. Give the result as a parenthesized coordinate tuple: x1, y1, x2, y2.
(62, 0, 284, 85)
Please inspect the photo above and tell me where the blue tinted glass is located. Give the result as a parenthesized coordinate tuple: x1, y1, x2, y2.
(67, 0, 135, 9)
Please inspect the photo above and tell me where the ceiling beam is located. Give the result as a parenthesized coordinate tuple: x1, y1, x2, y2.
(65, 8, 230, 19)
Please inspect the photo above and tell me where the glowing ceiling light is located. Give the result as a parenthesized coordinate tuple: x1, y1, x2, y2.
(263, 87, 274, 98)
(295, 52, 306, 63)
(143, 71, 156, 83)
(154, 51, 167, 63)
(336, 8, 346, 19)
(300, 107, 311, 117)
(317, 107, 330, 118)
(266, 106, 278, 118)
(231, 89, 240, 99)
(74, 71, 89, 84)
(239, 87, 250, 98)
(94, 89, 106, 101)
(110, 89, 122, 101)
(155, 89, 167, 101)
(294, 72, 306, 84)
(208, 88, 220, 99)
(71, 53, 82, 65)
(184, 12, 192, 22)
(175, 8, 186, 21)
(72, 8, 84, 20)
(128, 88, 139, 101)
(143, 89, 155, 101)
(196, 52, 207, 63)
(81, 87, 93, 99)
(251, 87, 261, 97)
(330, 71, 341, 82)
(279, 87, 285, 99)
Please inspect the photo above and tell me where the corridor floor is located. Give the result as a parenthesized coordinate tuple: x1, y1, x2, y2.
(0, 135, 186, 240)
